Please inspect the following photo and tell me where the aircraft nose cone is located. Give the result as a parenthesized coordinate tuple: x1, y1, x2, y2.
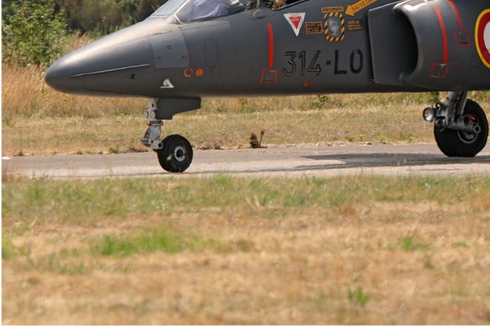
(45, 32, 154, 95)
(45, 19, 179, 96)
(45, 56, 84, 93)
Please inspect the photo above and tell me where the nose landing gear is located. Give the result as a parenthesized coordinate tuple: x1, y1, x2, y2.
(423, 91, 488, 157)
(140, 98, 195, 173)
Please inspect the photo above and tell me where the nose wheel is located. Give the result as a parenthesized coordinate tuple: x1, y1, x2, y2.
(156, 135, 193, 173)
(140, 98, 194, 173)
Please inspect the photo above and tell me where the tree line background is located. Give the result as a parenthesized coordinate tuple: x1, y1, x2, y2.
(2, 0, 167, 34)
(2, 0, 168, 66)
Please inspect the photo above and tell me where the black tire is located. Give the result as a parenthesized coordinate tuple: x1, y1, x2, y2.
(157, 135, 193, 173)
(434, 99, 488, 157)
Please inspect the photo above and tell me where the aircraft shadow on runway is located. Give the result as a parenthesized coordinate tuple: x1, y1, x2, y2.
(190, 152, 490, 175)
(296, 153, 490, 172)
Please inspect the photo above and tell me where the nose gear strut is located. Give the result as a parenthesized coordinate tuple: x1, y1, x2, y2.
(141, 99, 164, 151)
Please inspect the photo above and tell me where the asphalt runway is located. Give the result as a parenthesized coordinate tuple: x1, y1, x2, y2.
(3, 143, 490, 179)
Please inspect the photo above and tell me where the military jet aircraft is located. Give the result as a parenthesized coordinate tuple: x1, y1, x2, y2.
(45, 0, 490, 172)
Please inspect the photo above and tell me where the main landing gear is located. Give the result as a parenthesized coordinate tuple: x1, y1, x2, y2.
(423, 91, 488, 157)
(140, 99, 193, 173)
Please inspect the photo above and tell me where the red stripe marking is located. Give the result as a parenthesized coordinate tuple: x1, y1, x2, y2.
(267, 23, 274, 68)
(447, 0, 463, 28)
(434, 6, 448, 62)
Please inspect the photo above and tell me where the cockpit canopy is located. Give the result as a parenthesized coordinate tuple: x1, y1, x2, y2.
(151, 0, 246, 23)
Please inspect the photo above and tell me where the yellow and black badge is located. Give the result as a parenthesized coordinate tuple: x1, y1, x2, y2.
(324, 12, 345, 42)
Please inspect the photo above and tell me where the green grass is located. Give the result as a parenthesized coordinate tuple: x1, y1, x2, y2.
(348, 286, 370, 307)
(4, 176, 490, 228)
(399, 235, 430, 252)
(2, 236, 18, 260)
(91, 232, 183, 257)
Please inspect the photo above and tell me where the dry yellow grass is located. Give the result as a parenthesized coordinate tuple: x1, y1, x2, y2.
(3, 176, 490, 324)
(3, 201, 490, 324)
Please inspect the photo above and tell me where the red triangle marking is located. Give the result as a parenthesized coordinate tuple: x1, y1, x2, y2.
(289, 16, 302, 29)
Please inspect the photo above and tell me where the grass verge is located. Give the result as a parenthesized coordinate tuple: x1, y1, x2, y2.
(3, 175, 490, 324)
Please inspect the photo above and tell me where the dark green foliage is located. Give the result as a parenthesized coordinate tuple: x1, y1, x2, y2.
(2, 0, 67, 66)
(3, 0, 167, 42)
(54, 0, 166, 35)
